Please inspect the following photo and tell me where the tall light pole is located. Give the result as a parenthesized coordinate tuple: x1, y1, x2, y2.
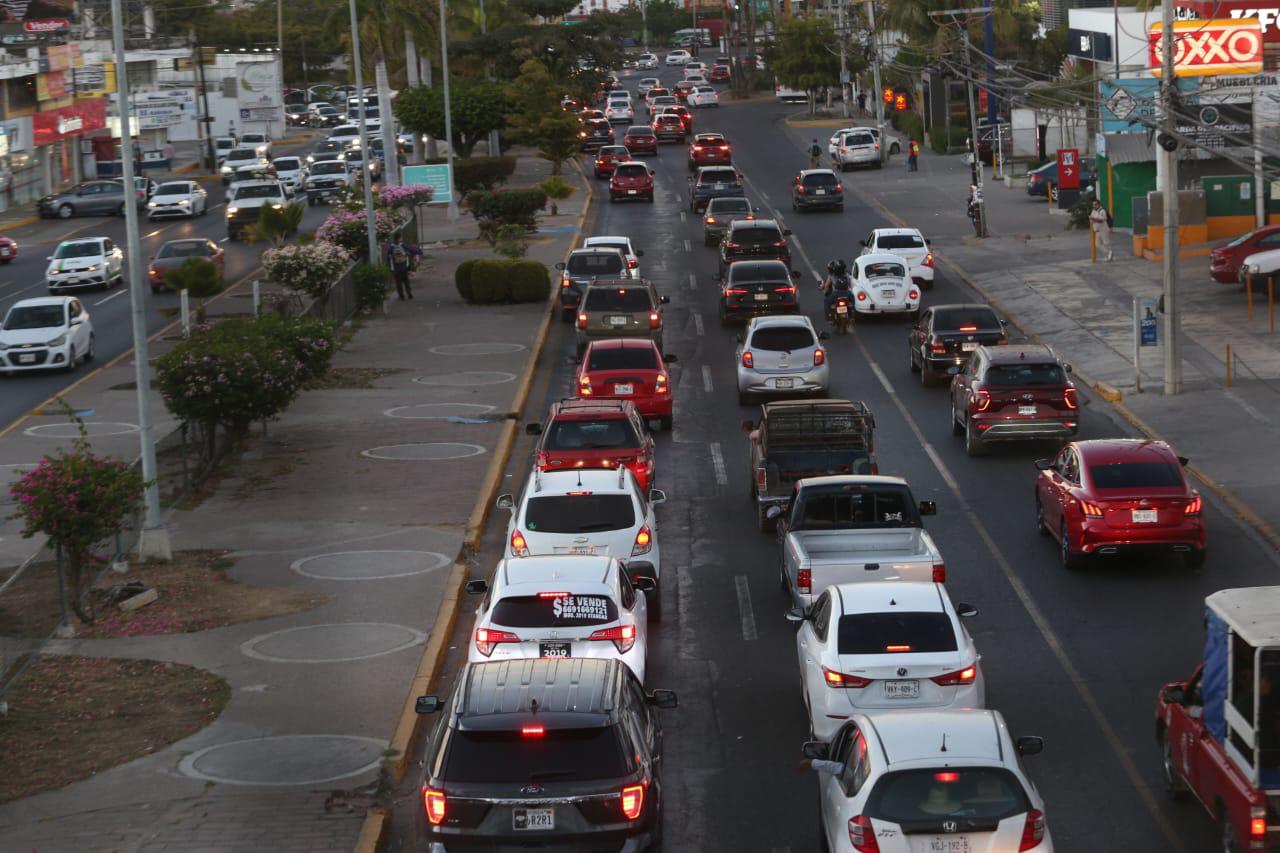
(866, 0, 885, 163)
(347, 0, 380, 260)
(479, 0, 500, 157)
(1159, 0, 1182, 395)
(111, 0, 170, 559)
(837, 0, 849, 119)
(440, 0, 459, 220)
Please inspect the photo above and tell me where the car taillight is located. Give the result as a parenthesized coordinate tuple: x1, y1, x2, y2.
(796, 567, 810, 593)
(930, 337, 946, 354)
(705, 216, 716, 224)
(796, 185, 806, 194)
(692, 145, 704, 151)
(932, 665, 977, 686)
(511, 529, 530, 556)
(649, 311, 660, 329)
(824, 666, 872, 688)
(856, 291, 868, 301)
(1018, 808, 1046, 851)
(813, 348, 825, 367)
(1063, 387, 1078, 410)
(773, 240, 787, 247)
(932, 562, 946, 582)
(577, 312, 588, 329)
(720, 145, 730, 151)
(725, 288, 748, 295)
(756, 467, 767, 490)
(535, 449, 550, 468)
(974, 390, 992, 412)
(562, 276, 571, 289)
(620, 783, 645, 820)
(775, 285, 796, 295)
(835, 183, 843, 192)
(628, 258, 638, 268)
(924, 252, 935, 267)
(849, 815, 880, 852)
(632, 524, 652, 556)
(596, 159, 605, 165)
(908, 289, 920, 300)
(1185, 495, 1202, 516)
(742, 351, 753, 368)
(423, 787, 447, 825)
(578, 375, 592, 396)
(873, 143, 880, 151)
(1250, 807, 1267, 842)
(588, 623, 636, 653)
(723, 239, 740, 249)
(1080, 500, 1104, 518)
(475, 627, 519, 656)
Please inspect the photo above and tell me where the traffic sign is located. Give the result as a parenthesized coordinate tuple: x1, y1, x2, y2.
(1057, 148, 1080, 191)
(403, 163, 452, 204)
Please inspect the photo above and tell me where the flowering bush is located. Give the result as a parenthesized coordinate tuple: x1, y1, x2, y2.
(315, 209, 404, 255)
(261, 242, 352, 299)
(249, 315, 337, 382)
(378, 184, 435, 208)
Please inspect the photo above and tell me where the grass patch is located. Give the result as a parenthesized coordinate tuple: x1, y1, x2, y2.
(304, 366, 409, 390)
(0, 656, 229, 803)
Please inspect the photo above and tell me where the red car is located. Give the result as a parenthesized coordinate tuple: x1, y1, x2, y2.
(147, 238, 226, 294)
(709, 64, 731, 82)
(0, 235, 17, 264)
(1209, 224, 1280, 283)
(688, 133, 732, 170)
(594, 145, 631, 178)
(609, 161, 655, 203)
(1034, 439, 1206, 569)
(575, 339, 675, 430)
(653, 114, 687, 143)
(526, 398, 658, 491)
(949, 343, 1078, 457)
(659, 105, 694, 132)
(622, 125, 658, 156)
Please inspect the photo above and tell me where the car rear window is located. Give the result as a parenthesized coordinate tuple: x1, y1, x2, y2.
(543, 418, 639, 451)
(837, 613, 958, 655)
(1089, 462, 1184, 489)
(588, 347, 658, 370)
(731, 226, 783, 245)
(231, 184, 282, 199)
(700, 169, 738, 185)
(750, 326, 814, 351)
(615, 164, 648, 178)
(491, 593, 620, 628)
(866, 768, 1030, 825)
(525, 494, 636, 534)
(443, 728, 630, 784)
(728, 263, 789, 284)
(709, 198, 751, 214)
(584, 287, 652, 312)
(876, 233, 926, 250)
(656, 116, 681, 126)
(844, 132, 875, 146)
(567, 254, 623, 276)
(933, 307, 1000, 331)
(803, 173, 838, 187)
(797, 485, 920, 529)
(274, 158, 301, 170)
(625, 128, 654, 138)
(982, 363, 1066, 387)
(863, 262, 906, 278)
(156, 241, 210, 258)
(601, 146, 630, 156)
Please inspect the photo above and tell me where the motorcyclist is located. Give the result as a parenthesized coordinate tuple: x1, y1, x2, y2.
(821, 259, 852, 318)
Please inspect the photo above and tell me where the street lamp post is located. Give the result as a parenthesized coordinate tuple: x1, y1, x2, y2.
(439, 0, 459, 220)
(347, 0, 380, 261)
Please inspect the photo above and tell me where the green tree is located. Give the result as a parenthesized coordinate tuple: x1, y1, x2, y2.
(244, 201, 305, 248)
(642, 0, 686, 46)
(767, 17, 842, 114)
(395, 79, 511, 159)
(507, 59, 584, 175)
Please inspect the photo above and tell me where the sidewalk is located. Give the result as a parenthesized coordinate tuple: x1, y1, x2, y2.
(0, 153, 589, 849)
(844, 136, 1280, 551)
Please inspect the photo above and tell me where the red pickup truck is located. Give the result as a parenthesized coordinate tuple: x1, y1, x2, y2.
(1155, 587, 1280, 852)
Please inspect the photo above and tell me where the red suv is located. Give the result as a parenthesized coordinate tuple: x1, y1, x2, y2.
(623, 125, 658, 156)
(1034, 439, 1205, 569)
(609, 162, 655, 203)
(653, 114, 687, 143)
(1209, 224, 1280, 283)
(594, 145, 631, 178)
(949, 344, 1078, 456)
(709, 64, 731, 82)
(688, 133, 732, 170)
(526, 399, 657, 491)
(660, 105, 694, 132)
(575, 339, 676, 429)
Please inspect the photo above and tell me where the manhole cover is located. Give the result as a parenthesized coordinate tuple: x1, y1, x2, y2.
(428, 342, 527, 356)
(384, 403, 497, 420)
(240, 622, 426, 663)
(413, 371, 515, 387)
(178, 735, 386, 786)
(291, 550, 451, 581)
(24, 422, 140, 438)
(361, 442, 486, 461)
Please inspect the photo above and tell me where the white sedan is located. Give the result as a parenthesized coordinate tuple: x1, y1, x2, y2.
(0, 296, 94, 373)
(604, 100, 635, 124)
(583, 235, 645, 277)
(688, 86, 720, 108)
(464, 554, 653, 681)
(637, 77, 660, 94)
(788, 581, 983, 741)
(146, 180, 208, 220)
(683, 62, 708, 77)
(637, 54, 659, 70)
(860, 226, 935, 286)
(850, 253, 921, 317)
(665, 50, 691, 65)
(1241, 247, 1280, 281)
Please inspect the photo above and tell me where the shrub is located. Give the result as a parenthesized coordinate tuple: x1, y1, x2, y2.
(469, 259, 512, 304)
(162, 257, 223, 298)
(494, 224, 529, 259)
(928, 126, 950, 155)
(426, 156, 517, 193)
(464, 189, 547, 244)
(315, 208, 404, 256)
(507, 260, 551, 303)
(893, 112, 924, 145)
(455, 258, 481, 302)
(261, 242, 352, 298)
(247, 315, 337, 382)
(353, 263, 393, 310)
(539, 175, 574, 215)
(378, 184, 435, 208)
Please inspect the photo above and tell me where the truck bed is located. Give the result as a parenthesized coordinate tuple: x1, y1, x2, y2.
(785, 528, 940, 605)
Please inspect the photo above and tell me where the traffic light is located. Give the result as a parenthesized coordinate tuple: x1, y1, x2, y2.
(882, 86, 894, 104)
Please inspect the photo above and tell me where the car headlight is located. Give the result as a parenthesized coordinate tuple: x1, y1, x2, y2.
(148, 201, 157, 208)
(307, 155, 315, 163)
(48, 334, 67, 347)
(220, 165, 232, 173)
(227, 206, 239, 215)
(272, 203, 284, 209)
(88, 262, 101, 270)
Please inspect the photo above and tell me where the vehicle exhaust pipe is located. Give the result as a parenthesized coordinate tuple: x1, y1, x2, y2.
(1096, 546, 1118, 555)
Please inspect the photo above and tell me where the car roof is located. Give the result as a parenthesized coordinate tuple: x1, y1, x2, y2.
(866, 709, 1008, 765)
(708, 196, 750, 207)
(795, 473, 910, 489)
(527, 467, 638, 495)
(625, 126, 654, 134)
(694, 133, 725, 140)
(9, 296, 70, 309)
(549, 398, 637, 419)
(570, 246, 626, 257)
(872, 227, 926, 237)
(59, 238, 105, 247)
(227, 148, 260, 155)
(982, 343, 1058, 364)
(584, 236, 633, 248)
(832, 581, 947, 616)
(858, 252, 909, 266)
(747, 314, 816, 333)
(586, 337, 658, 351)
(729, 218, 779, 230)
(456, 658, 623, 725)
(497, 555, 617, 589)
(932, 302, 996, 313)
(1072, 438, 1177, 465)
(160, 238, 211, 247)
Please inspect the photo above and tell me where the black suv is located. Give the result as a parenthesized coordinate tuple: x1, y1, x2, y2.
(719, 219, 792, 278)
(416, 658, 677, 850)
(719, 259, 800, 325)
(556, 247, 628, 319)
(688, 166, 744, 213)
(581, 118, 615, 151)
(908, 303, 1008, 386)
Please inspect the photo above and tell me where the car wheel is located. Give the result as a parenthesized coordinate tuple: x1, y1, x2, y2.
(647, 194, 654, 203)
(890, 142, 901, 155)
(64, 346, 76, 373)
(1160, 728, 1189, 799)
(1050, 185, 1059, 204)
(84, 333, 96, 363)
(951, 400, 964, 436)
(964, 417, 984, 457)
(659, 415, 672, 431)
(835, 203, 844, 212)
(1060, 521, 1082, 570)
(117, 203, 126, 216)
(57, 203, 74, 219)
(1035, 495, 1047, 534)
(1220, 810, 1238, 853)
(1186, 548, 1207, 569)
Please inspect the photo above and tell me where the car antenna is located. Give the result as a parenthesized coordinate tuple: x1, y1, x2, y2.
(530, 698, 540, 716)
(940, 733, 948, 753)
(577, 468, 583, 487)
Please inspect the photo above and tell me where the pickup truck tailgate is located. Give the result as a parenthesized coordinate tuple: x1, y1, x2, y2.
(786, 529, 943, 605)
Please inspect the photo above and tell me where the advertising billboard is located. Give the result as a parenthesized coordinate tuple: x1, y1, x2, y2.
(1149, 18, 1264, 76)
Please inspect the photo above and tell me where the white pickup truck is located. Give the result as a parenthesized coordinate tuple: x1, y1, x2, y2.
(772, 475, 946, 608)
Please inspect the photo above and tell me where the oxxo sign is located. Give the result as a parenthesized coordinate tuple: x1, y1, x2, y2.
(1149, 18, 1264, 76)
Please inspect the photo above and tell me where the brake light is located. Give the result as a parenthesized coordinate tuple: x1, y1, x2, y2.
(849, 815, 879, 852)
(932, 665, 977, 686)
(1080, 500, 1104, 518)
(1251, 815, 1267, 839)
(742, 351, 753, 368)
(974, 390, 992, 412)
(823, 666, 872, 688)
(1063, 387, 1078, 410)
(934, 771, 961, 783)
(148, 266, 158, 278)
(908, 289, 920, 300)
(756, 467, 767, 490)
(522, 725, 545, 737)
(588, 623, 636, 653)
(538, 591, 571, 597)
(725, 288, 748, 295)
(885, 644, 912, 652)
(423, 787, 446, 825)
(1185, 495, 1202, 516)
(577, 312, 588, 329)
(620, 783, 645, 820)
(596, 159, 605, 165)
(1018, 809, 1046, 851)
(656, 372, 668, 388)
(578, 374, 592, 396)
(511, 529, 530, 556)
(813, 348, 825, 367)
(796, 568, 810, 594)
(723, 239, 739, 249)
(932, 562, 946, 582)
(835, 183, 843, 192)
(628, 258, 638, 268)
(796, 185, 806, 194)
(856, 291, 868, 301)
(873, 143, 880, 151)
(475, 627, 519, 656)
(692, 145, 704, 151)
(924, 252, 935, 267)
(773, 240, 787, 247)
(720, 145, 730, 151)
(649, 311, 660, 329)
(959, 324, 977, 332)
(930, 336, 946, 354)
(632, 524, 653, 556)
(562, 276, 571, 288)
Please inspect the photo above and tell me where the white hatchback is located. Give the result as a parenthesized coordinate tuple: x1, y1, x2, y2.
(807, 709, 1052, 851)
(860, 227, 935, 286)
(851, 253, 920, 317)
(637, 77, 660, 94)
(271, 156, 307, 193)
(789, 581, 983, 742)
(0, 296, 94, 373)
(464, 555, 653, 681)
(583, 235, 644, 278)
(736, 315, 830, 404)
(637, 54, 659, 70)
(666, 50, 691, 65)
(46, 237, 124, 292)
(688, 86, 719, 108)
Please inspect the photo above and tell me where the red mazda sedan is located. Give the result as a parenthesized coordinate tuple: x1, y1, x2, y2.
(609, 162, 655, 203)
(575, 338, 675, 430)
(1034, 438, 1206, 569)
(622, 125, 658, 156)
(1209, 225, 1280, 283)
(593, 145, 631, 179)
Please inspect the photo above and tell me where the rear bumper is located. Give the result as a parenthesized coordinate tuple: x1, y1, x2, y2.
(426, 825, 656, 852)
(855, 299, 917, 315)
(722, 299, 799, 320)
(737, 366, 829, 396)
(796, 194, 843, 208)
(923, 355, 969, 377)
(1078, 520, 1206, 554)
(972, 417, 1078, 441)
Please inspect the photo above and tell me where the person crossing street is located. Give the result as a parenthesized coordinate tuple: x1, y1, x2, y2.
(808, 139, 822, 170)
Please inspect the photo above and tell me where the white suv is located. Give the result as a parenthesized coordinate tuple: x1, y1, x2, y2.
(806, 709, 1053, 851)
(45, 237, 124, 292)
(0, 296, 94, 373)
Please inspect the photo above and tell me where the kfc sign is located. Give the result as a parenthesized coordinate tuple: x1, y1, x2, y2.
(1150, 18, 1264, 76)
(1177, 2, 1280, 42)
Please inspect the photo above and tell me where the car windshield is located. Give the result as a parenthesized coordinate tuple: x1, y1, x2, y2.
(803, 173, 838, 187)
(797, 484, 920, 529)
(317, 141, 343, 152)
(588, 347, 658, 370)
(274, 159, 301, 170)
(54, 242, 101, 259)
(544, 418, 639, 451)
(567, 254, 623, 276)
(525, 494, 636, 534)
(732, 227, 782, 245)
(837, 613, 958, 655)
(863, 262, 906, 279)
(701, 170, 738, 185)
(4, 305, 64, 330)
(1089, 461, 1184, 489)
(442, 727, 630, 784)
(242, 134, 266, 143)
(751, 326, 814, 351)
(226, 150, 258, 161)
(934, 308, 999, 331)
(232, 185, 282, 200)
(877, 233, 926, 250)
(710, 198, 751, 214)
(156, 241, 210, 258)
(584, 288, 651, 312)
(491, 593, 620, 628)
(345, 151, 365, 161)
(729, 264, 789, 284)
(153, 183, 190, 197)
(866, 768, 1030, 824)
(983, 363, 1066, 387)
(313, 162, 346, 174)
(615, 164, 648, 178)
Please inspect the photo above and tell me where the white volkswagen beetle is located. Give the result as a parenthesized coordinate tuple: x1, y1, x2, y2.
(851, 253, 920, 318)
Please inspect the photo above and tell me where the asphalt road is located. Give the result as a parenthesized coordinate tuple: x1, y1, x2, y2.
(0, 134, 327, 428)
(391, 72, 1279, 852)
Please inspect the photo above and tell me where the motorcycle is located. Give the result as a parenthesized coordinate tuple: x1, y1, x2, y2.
(829, 294, 853, 335)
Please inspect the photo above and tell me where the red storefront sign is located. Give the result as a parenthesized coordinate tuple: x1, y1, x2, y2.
(1057, 148, 1081, 190)
(23, 19, 71, 33)
(32, 99, 106, 146)
(1149, 18, 1264, 75)
(1177, 2, 1280, 43)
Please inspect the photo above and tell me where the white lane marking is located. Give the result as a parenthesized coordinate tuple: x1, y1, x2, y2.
(688, 272, 696, 291)
(218, 237, 230, 243)
(734, 576, 758, 641)
(923, 443, 960, 492)
(692, 312, 704, 336)
(93, 289, 128, 306)
(868, 361, 895, 396)
(709, 441, 727, 485)
(0, 281, 49, 301)
(144, 228, 163, 238)
(679, 210, 687, 223)
(683, 239, 691, 252)
(701, 364, 713, 393)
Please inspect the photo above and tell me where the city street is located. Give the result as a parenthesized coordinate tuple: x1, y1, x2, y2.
(388, 76, 1278, 852)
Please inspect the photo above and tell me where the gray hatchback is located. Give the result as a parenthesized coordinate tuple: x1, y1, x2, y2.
(37, 181, 134, 219)
(702, 196, 757, 246)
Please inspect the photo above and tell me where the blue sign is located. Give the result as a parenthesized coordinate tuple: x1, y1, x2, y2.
(1139, 298, 1158, 347)
(402, 164, 452, 205)
(1101, 78, 1195, 133)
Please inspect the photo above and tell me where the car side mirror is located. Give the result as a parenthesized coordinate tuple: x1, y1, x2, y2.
(1177, 456, 1190, 467)
(1034, 459, 1051, 471)
(926, 238, 933, 245)
(766, 506, 784, 519)
(956, 603, 979, 618)
(782, 228, 793, 236)
(1015, 736, 1044, 757)
(555, 261, 566, 270)
(495, 494, 514, 510)
(818, 331, 830, 341)
(648, 488, 667, 504)
(632, 575, 657, 592)
(1064, 364, 1073, 373)
(465, 579, 489, 594)
(801, 741, 829, 760)
(647, 688, 678, 709)
(1162, 685, 1186, 705)
(660, 295, 670, 304)
(415, 695, 443, 714)
(46, 256, 52, 261)
(999, 318, 1008, 327)
(70, 315, 84, 326)
(525, 423, 543, 436)
(918, 500, 937, 516)
(785, 606, 807, 623)
(663, 353, 677, 364)
(858, 239, 867, 247)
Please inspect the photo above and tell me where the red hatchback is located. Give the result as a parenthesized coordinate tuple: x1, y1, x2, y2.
(1209, 225, 1280, 283)
(660, 105, 695, 132)
(1034, 439, 1205, 569)
(950, 344, 1078, 456)
(688, 133, 732, 170)
(653, 114, 687, 143)
(709, 64, 731, 82)
(0, 234, 17, 264)
(575, 339, 675, 430)
(594, 145, 631, 179)
(609, 162, 655, 203)
(526, 399, 657, 491)
(623, 125, 658, 156)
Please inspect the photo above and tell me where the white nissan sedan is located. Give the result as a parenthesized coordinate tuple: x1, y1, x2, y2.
(860, 226, 936, 287)
(0, 296, 94, 373)
(147, 180, 208, 220)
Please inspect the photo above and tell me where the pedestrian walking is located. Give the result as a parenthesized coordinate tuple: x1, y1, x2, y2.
(907, 138, 920, 172)
(856, 91, 867, 116)
(385, 237, 422, 300)
(808, 139, 822, 170)
(1089, 199, 1114, 261)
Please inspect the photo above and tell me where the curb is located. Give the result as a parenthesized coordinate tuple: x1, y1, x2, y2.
(0, 213, 41, 230)
(352, 159, 595, 853)
(784, 116, 853, 127)
(849, 182, 1280, 559)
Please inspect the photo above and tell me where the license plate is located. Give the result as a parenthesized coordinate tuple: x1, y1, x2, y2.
(513, 808, 555, 831)
(64, 278, 79, 285)
(614, 383, 633, 394)
(962, 342, 979, 352)
(885, 679, 920, 699)
(715, 183, 726, 190)
(539, 642, 571, 658)
(836, 305, 849, 315)
(775, 377, 794, 389)
(0, 250, 10, 256)
(1132, 509, 1158, 523)
(880, 290, 896, 299)
(1018, 405, 1037, 416)
(608, 316, 628, 326)
(754, 292, 769, 301)
(928, 838, 970, 853)
(554, 545, 597, 554)
(17, 354, 36, 364)
(628, 189, 637, 195)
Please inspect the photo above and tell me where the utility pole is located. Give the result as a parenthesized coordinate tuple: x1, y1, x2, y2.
(347, 0, 380, 260)
(277, 0, 284, 97)
(193, 38, 216, 172)
(1254, 85, 1266, 229)
(479, 0, 500, 157)
(439, 0, 459, 220)
(864, 0, 884, 164)
(837, 0, 849, 119)
(931, 9, 989, 237)
(641, 0, 648, 48)
(1159, 0, 1181, 395)
(111, 0, 170, 560)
